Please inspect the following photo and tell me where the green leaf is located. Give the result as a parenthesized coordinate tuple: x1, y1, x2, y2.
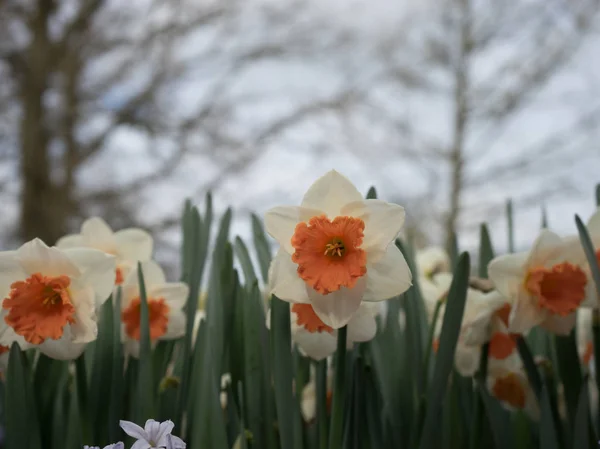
(89, 296, 115, 444)
(596, 183, 600, 207)
(108, 288, 125, 443)
(540, 384, 560, 449)
(329, 326, 348, 449)
(506, 199, 515, 253)
(5, 344, 41, 449)
(476, 378, 513, 449)
(554, 330, 582, 433)
(575, 215, 600, 300)
(235, 236, 258, 285)
(66, 379, 83, 449)
(75, 355, 91, 443)
(136, 261, 155, 422)
(251, 213, 273, 283)
(573, 380, 591, 449)
(419, 252, 470, 449)
(315, 360, 329, 449)
(478, 224, 495, 278)
(33, 353, 67, 449)
(271, 295, 295, 449)
(366, 186, 377, 199)
(446, 232, 459, 271)
(516, 337, 542, 400)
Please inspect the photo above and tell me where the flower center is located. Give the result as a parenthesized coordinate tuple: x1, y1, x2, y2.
(2, 273, 75, 345)
(291, 215, 367, 295)
(292, 303, 334, 333)
(492, 373, 526, 409)
(121, 297, 170, 341)
(525, 262, 587, 316)
(489, 332, 517, 360)
(115, 267, 124, 285)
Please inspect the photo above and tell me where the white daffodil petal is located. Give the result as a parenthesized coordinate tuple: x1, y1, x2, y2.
(114, 229, 154, 261)
(164, 309, 186, 339)
(69, 286, 98, 343)
(347, 306, 377, 342)
(488, 252, 528, 299)
(16, 239, 80, 278)
(508, 289, 545, 334)
(541, 313, 576, 336)
(55, 234, 85, 249)
(39, 326, 87, 360)
(528, 229, 566, 267)
(130, 441, 151, 449)
(120, 420, 149, 440)
(125, 339, 141, 358)
(265, 206, 323, 254)
(121, 284, 140, 309)
(293, 329, 337, 361)
(0, 251, 25, 296)
(587, 208, 600, 238)
(300, 170, 363, 217)
(454, 343, 481, 377)
(126, 260, 166, 286)
(269, 250, 310, 304)
(64, 248, 116, 306)
(340, 199, 405, 256)
(301, 382, 317, 422)
(362, 244, 412, 302)
(0, 311, 30, 348)
(149, 283, 189, 310)
(81, 217, 116, 252)
(309, 277, 366, 329)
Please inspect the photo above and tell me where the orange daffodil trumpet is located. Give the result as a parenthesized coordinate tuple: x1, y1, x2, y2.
(488, 229, 589, 336)
(265, 170, 412, 328)
(57, 217, 153, 287)
(120, 261, 188, 357)
(0, 239, 115, 360)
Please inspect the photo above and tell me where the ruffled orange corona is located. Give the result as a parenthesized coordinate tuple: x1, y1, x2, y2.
(122, 297, 170, 341)
(489, 332, 517, 360)
(3, 273, 75, 345)
(291, 215, 367, 295)
(525, 262, 587, 316)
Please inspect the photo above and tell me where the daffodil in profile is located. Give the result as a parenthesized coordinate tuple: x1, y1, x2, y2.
(0, 239, 115, 360)
(487, 355, 538, 419)
(57, 217, 153, 287)
(489, 229, 588, 335)
(265, 170, 412, 328)
(119, 261, 188, 357)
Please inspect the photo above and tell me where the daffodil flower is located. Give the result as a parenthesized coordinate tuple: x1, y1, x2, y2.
(486, 356, 539, 419)
(265, 170, 412, 328)
(120, 419, 186, 449)
(415, 246, 451, 278)
(119, 261, 188, 358)
(489, 229, 588, 335)
(421, 273, 512, 376)
(300, 363, 333, 422)
(0, 239, 115, 360)
(57, 217, 153, 287)
(289, 302, 377, 360)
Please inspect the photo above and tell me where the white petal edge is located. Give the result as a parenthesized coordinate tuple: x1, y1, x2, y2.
(300, 170, 363, 218)
(347, 306, 377, 342)
(293, 328, 337, 361)
(120, 420, 149, 440)
(264, 206, 323, 255)
(269, 250, 310, 304)
(81, 217, 117, 252)
(0, 251, 26, 298)
(340, 199, 405, 258)
(124, 260, 166, 287)
(55, 234, 85, 249)
(149, 283, 189, 310)
(114, 229, 154, 261)
(64, 248, 116, 306)
(507, 288, 545, 334)
(488, 252, 528, 300)
(362, 244, 412, 302)
(16, 239, 80, 278)
(309, 277, 366, 329)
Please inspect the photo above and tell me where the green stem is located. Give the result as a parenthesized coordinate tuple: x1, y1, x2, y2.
(328, 326, 347, 449)
(316, 360, 328, 449)
(516, 336, 542, 401)
(75, 355, 91, 443)
(469, 343, 489, 449)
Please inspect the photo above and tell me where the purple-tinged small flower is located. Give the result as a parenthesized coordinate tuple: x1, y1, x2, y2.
(119, 419, 186, 449)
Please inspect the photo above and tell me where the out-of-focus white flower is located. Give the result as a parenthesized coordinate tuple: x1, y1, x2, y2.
(416, 246, 451, 278)
(423, 272, 511, 376)
(489, 229, 588, 335)
(57, 217, 153, 287)
(220, 373, 232, 409)
(265, 170, 412, 329)
(119, 419, 186, 449)
(120, 261, 188, 358)
(486, 356, 539, 420)
(0, 239, 115, 360)
(300, 367, 333, 422)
